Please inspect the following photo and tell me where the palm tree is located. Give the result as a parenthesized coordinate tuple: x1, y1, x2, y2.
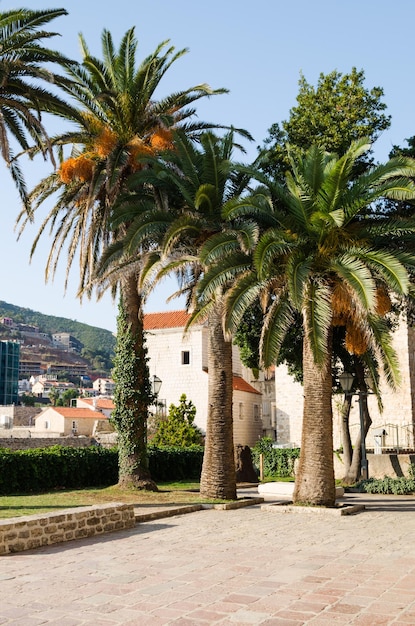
(198, 138, 415, 506)
(107, 130, 255, 499)
(18, 28, 227, 490)
(0, 7, 75, 210)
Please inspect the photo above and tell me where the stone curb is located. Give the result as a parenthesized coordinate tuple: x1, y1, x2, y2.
(134, 497, 264, 521)
(134, 504, 204, 522)
(261, 502, 366, 516)
(210, 497, 264, 510)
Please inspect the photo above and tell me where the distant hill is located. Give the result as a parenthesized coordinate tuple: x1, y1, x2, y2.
(0, 300, 116, 359)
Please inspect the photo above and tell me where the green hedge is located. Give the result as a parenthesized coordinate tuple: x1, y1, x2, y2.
(0, 445, 204, 494)
(251, 437, 300, 478)
(148, 444, 204, 482)
(0, 446, 118, 494)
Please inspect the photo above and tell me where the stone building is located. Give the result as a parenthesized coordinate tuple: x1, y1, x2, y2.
(34, 406, 110, 437)
(144, 310, 263, 447)
(92, 378, 115, 395)
(274, 315, 415, 452)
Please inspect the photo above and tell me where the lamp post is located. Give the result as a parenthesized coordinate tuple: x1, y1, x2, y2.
(338, 371, 370, 480)
(151, 375, 162, 404)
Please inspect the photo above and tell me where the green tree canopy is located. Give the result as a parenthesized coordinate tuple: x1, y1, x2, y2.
(259, 68, 391, 179)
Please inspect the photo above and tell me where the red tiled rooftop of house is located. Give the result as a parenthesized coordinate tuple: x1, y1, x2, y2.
(49, 407, 108, 419)
(82, 398, 115, 410)
(233, 376, 261, 395)
(144, 310, 192, 330)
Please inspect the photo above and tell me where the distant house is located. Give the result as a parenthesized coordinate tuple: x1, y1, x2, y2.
(46, 362, 88, 377)
(31, 379, 76, 399)
(34, 406, 110, 436)
(18, 379, 31, 393)
(1, 317, 14, 328)
(18, 323, 39, 334)
(19, 359, 44, 377)
(52, 333, 83, 353)
(92, 378, 115, 395)
(144, 310, 263, 447)
(76, 396, 114, 418)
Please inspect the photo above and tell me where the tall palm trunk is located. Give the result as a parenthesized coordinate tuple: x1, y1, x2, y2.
(293, 324, 335, 506)
(112, 272, 157, 490)
(342, 360, 372, 485)
(340, 394, 353, 469)
(200, 300, 236, 500)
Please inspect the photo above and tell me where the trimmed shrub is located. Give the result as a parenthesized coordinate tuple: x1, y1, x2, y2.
(0, 446, 118, 494)
(251, 437, 300, 478)
(148, 445, 204, 482)
(358, 475, 415, 495)
(0, 445, 204, 494)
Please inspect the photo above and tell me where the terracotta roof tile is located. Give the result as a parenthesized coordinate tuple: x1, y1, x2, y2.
(82, 398, 115, 410)
(144, 310, 192, 330)
(233, 376, 261, 395)
(49, 407, 108, 419)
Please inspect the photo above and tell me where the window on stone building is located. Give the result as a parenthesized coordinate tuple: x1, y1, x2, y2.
(181, 350, 190, 365)
(44, 420, 50, 429)
(239, 402, 243, 420)
(253, 404, 260, 421)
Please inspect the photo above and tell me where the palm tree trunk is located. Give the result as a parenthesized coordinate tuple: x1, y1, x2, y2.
(293, 325, 336, 507)
(344, 394, 372, 485)
(200, 301, 236, 500)
(340, 394, 353, 468)
(342, 360, 372, 485)
(112, 272, 157, 490)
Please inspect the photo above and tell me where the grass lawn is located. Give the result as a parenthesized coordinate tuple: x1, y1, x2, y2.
(0, 481, 216, 519)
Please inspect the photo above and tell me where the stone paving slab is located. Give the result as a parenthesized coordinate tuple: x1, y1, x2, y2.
(2, 491, 415, 624)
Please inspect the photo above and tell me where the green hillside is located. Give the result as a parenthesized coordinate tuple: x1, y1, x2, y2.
(0, 300, 116, 358)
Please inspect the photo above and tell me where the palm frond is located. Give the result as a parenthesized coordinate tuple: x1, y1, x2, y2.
(331, 253, 377, 311)
(223, 272, 263, 335)
(260, 293, 296, 368)
(253, 229, 293, 280)
(368, 314, 401, 389)
(304, 281, 332, 366)
(286, 252, 312, 309)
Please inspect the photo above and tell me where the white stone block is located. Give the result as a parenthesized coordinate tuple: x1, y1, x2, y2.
(258, 482, 344, 499)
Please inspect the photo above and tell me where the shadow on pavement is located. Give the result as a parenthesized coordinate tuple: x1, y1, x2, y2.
(342, 492, 415, 512)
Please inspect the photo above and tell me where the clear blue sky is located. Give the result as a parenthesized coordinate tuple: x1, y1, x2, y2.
(1, 0, 414, 333)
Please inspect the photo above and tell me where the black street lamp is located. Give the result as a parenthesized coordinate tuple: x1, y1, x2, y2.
(338, 371, 372, 480)
(151, 375, 162, 400)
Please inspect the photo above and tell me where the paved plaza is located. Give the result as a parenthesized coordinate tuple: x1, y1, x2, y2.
(2, 492, 415, 625)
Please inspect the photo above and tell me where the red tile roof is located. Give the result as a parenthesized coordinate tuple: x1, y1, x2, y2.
(49, 407, 109, 419)
(82, 398, 115, 410)
(233, 376, 261, 395)
(144, 310, 192, 330)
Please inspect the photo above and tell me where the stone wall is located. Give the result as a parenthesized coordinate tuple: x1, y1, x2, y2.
(0, 502, 135, 555)
(0, 436, 96, 450)
(334, 452, 415, 480)
(0, 406, 43, 426)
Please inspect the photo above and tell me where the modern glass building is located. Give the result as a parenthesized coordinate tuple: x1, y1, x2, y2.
(0, 340, 20, 405)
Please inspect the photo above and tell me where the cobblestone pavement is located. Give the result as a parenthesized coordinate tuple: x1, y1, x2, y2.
(2, 492, 415, 625)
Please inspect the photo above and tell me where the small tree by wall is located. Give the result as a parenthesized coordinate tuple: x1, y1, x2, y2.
(151, 394, 204, 447)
